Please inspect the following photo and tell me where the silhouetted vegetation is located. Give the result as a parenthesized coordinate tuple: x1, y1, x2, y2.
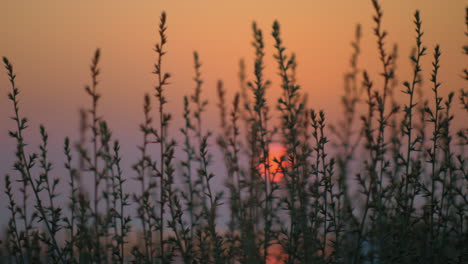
(1, 1, 467, 263)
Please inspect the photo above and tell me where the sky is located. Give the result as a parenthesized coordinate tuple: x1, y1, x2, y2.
(0, 0, 466, 230)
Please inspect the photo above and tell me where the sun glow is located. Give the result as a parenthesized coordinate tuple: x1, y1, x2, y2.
(258, 144, 288, 183)
(266, 244, 288, 264)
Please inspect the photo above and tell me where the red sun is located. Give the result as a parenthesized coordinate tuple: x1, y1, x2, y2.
(265, 244, 288, 264)
(258, 144, 288, 183)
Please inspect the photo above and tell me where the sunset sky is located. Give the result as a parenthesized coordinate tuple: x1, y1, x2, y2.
(0, 0, 466, 229)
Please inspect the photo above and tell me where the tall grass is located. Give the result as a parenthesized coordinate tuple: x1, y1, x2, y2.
(1, 1, 467, 263)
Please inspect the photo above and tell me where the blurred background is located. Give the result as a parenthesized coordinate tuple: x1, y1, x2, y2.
(0, 0, 466, 230)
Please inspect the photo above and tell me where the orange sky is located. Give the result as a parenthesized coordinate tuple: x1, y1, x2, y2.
(1, 1, 465, 138)
(0, 0, 466, 228)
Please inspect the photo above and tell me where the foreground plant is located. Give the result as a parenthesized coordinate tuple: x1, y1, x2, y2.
(4, 57, 65, 263)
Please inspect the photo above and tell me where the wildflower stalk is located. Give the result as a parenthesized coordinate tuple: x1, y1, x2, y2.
(248, 21, 273, 263)
(64, 137, 78, 260)
(167, 135, 193, 263)
(401, 10, 426, 229)
(217, 90, 243, 261)
(4, 57, 65, 263)
(38, 125, 62, 261)
(80, 48, 103, 262)
(153, 11, 171, 263)
(272, 20, 305, 263)
(133, 93, 154, 261)
(5, 174, 23, 263)
(437, 92, 455, 246)
(371, 2, 395, 230)
(181, 95, 197, 241)
(191, 51, 210, 214)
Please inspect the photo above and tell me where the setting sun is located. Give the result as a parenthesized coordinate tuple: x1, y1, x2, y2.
(258, 144, 288, 183)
